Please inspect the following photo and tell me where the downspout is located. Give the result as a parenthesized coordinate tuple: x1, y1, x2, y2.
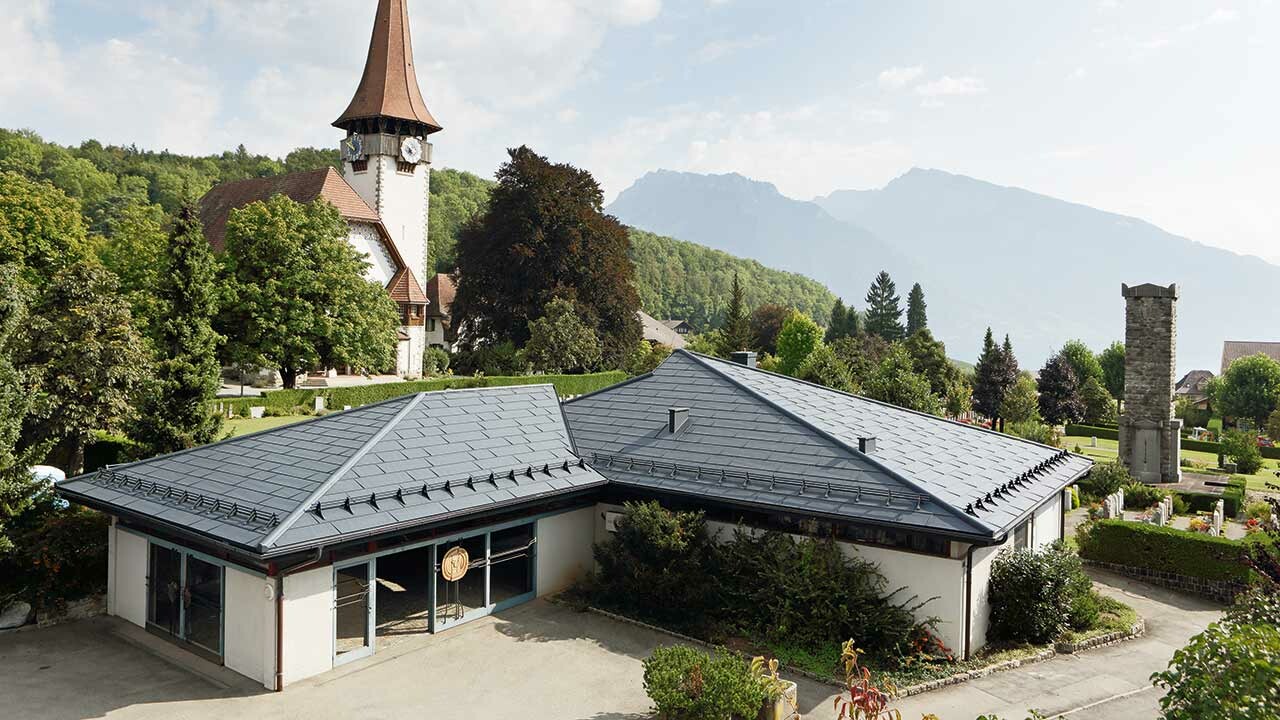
(1060, 488, 1068, 542)
(273, 547, 325, 692)
(963, 543, 978, 661)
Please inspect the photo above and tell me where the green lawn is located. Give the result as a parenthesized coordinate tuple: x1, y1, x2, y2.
(1065, 434, 1280, 492)
(224, 415, 309, 437)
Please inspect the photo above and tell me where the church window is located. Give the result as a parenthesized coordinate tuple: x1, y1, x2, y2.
(396, 161, 416, 175)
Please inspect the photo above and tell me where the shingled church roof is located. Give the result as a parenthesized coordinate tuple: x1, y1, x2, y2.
(333, 0, 442, 134)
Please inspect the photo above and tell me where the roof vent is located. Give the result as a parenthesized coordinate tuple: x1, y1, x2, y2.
(668, 407, 690, 434)
(858, 437, 877, 454)
(730, 351, 757, 368)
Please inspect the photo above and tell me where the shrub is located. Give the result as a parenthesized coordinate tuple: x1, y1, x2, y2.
(624, 340, 673, 376)
(1064, 424, 1119, 441)
(1223, 476, 1247, 517)
(1077, 519, 1255, 583)
(1006, 421, 1061, 447)
(1223, 430, 1264, 475)
(1152, 589, 1280, 719)
(1171, 494, 1190, 516)
(422, 346, 450, 376)
(0, 507, 109, 611)
(1122, 482, 1168, 510)
(591, 502, 720, 631)
(450, 340, 524, 376)
(1070, 486, 1080, 510)
(987, 543, 1092, 644)
(1078, 460, 1131, 499)
(642, 645, 770, 720)
(1245, 501, 1273, 523)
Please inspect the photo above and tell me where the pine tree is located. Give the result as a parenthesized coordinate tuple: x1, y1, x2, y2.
(717, 272, 754, 355)
(906, 283, 927, 336)
(863, 271, 904, 341)
(972, 328, 1003, 422)
(826, 298, 848, 343)
(132, 204, 224, 456)
(995, 335, 1021, 431)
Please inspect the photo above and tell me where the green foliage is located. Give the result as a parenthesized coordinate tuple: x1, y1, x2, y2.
(748, 303, 793, 355)
(422, 347, 451, 376)
(1079, 376, 1118, 425)
(522, 297, 603, 374)
(1005, 421, 1060, 447)
(973, 329, 1018, 426)
(451, 147, 640, 366)
(218, 195, 399, 387)
(642, 645, 769, 720)
(427, 167, 494, 273)
(1122, 482, 1169, 510)
(18, 261, 150, 475)
(1217, 353, 1280, 425)
(1064, 423, 1119, 442)
(1077, 519, 1257, 583)
(0, 266, 46, 553)
(944, 375, 973, 419)
(903, 328, 958, 397)
(797, 345, 854, 392)
(1267, 408, 1280, 443)
(1079, 459, 1132, 499)
(862, 270, 904, 341)
(624, 340, 673, 376)
(1245, 501, 1273, 523)
(1000, 373, 1041, 425)
(1223, 430, 1264, 475)
(825, 298, 850, 343)
(0, 507, 108, 612)
(830, 334, 891, 390)
(451, 340, 524, 377)
(629, 230, 835, 333)
(92, 201, 167, 337)
(862, 345, 941, 415)
(1152, 589, 1280, 719)
(776, 311, 823, 375)
(590, 501, 720, 630)
(987, 543, 1094, 644)
(682, 331, 723, 358)
(1223, 476, 1247, 517)
(0, 171, 90, 285)
(905, 282, 927, 336)
(130, 203, 223, 456)
(715, 272, 754, 356)
(1059, 340, 1103, 384)
(1097, 341, 1125, 402)
(1037, 354, 1084, 426)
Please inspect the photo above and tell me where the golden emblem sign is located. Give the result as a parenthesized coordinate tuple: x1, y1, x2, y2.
(440, 546, 470, 582)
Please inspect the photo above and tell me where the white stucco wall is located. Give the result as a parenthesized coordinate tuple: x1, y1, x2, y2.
(224, 566, 276, 690)
(281, 565, 334, 686)
(966, 534, 1009, 656)
(113, 528, 148, 628)
(1031, 492, 1064, 550)
(347, 222, 397, 286)
(704, 519, 968, 656)
(344, 153, 429, 293)
(536, 507, 596, 597)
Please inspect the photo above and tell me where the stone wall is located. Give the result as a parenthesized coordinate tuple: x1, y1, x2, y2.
(1083, 559, 1245, 604)
(1117, 283, 1182, 484)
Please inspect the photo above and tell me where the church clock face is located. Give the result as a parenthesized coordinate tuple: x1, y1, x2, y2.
(400, 136, 423, 164)
(341, 134, 363, 162)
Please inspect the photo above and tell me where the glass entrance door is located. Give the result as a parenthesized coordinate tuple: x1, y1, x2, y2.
(146, 543, 224, 661)
(334, 561, 375, 664)
(435, 533, 488, 629)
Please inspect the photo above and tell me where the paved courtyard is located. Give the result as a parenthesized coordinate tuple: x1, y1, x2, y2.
(0, 572, 1220, 720)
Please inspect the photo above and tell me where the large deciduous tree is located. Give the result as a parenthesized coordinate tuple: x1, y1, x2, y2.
(1059, 339, 1104, 384)
(797, 345, 854, 392)
(1001, 373, 1042, 425)
(1037, 354, 1085, 426)
(130, 204, 224, 456)
(903, 328, 958, 397)
(218, 195, 399, 388)
(522, 297, 603, 374)
(451, 146, 640, 366)
(749, 304, 792, 355)
(862, 345, 941, 415)
(0, 171, 89, 285)
(1080, 376, 1118, 425)
(1097, 341, 1125, 409)
(716, 272, 754, 356)
(906, 282, 927, 336)
(1215, 353, 1280, 426)
(862, 270, 904, 341)
(0, 265, 47, 552)
(776, 311, 824, 376)
(18, 262, 149, 475)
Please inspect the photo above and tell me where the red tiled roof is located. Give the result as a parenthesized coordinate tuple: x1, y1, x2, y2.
(387, 267, 428, 304)
(424, 273, 456, 318)
(198, 167, 380, 252)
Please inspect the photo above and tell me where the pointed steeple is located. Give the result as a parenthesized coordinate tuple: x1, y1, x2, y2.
(333, 0, 442, 135)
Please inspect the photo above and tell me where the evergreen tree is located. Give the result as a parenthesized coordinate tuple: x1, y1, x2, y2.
(131, 204, 224, 456)
(863, 271, 905, 341)
(906, 283, 928, 335)
(717, 272, 754, 355)
(903, 328, 958, 397)
(1038, 354, 1086, 426)
(973, 329, 1020, 430)
(826, 298, 848, 343)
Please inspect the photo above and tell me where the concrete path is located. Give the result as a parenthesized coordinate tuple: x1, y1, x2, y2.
(820, 569, 1221, 720)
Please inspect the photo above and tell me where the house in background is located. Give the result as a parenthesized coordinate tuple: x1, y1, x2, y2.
(423, 273, 456, 351)
(198, 0, 441, 378)
(660, 319, 694, 336)
(1220, 340, 1280, 374)
(638, 310, 686, 349)
(1174, 369, 1214, 411)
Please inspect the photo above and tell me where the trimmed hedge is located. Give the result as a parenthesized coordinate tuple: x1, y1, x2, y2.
(1223, 476, 1246, 517)
(1065, 424, 1280, 460)
(214, 371, 627, 415)
(1077, 519, 1254, 583)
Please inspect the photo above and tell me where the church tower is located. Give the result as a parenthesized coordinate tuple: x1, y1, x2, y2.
(334, 0, 441, 294)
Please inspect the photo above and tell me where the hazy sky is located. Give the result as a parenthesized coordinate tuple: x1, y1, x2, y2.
(4, 1, 1276, 264)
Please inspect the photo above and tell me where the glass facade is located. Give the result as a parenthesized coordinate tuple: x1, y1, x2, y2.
(146, 542, 223, 659)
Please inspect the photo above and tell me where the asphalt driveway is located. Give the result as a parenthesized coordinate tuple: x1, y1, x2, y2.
(0, 571, 1220, 720)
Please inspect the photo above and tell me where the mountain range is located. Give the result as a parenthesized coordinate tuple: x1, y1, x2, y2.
(607, 168, 1277, 373)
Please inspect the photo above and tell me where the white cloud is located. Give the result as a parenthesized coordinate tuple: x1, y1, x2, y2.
(915, 75, 986, 98)
(556, 108, 581, 123)
(694, 34, 771, 63)
(877, 65, 924, 89)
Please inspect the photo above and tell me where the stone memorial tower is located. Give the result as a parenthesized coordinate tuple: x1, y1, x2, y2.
(1117, 283, 1182, 484)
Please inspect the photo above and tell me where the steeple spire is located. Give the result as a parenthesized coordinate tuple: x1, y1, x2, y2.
(333, 0, 442, 135)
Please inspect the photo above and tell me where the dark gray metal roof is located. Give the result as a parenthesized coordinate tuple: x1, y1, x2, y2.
(59, 385, 606, 556)
(564, 351, 1092, 539)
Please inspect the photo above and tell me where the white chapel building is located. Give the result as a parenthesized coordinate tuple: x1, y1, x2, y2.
(198, 0, 440, 378)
